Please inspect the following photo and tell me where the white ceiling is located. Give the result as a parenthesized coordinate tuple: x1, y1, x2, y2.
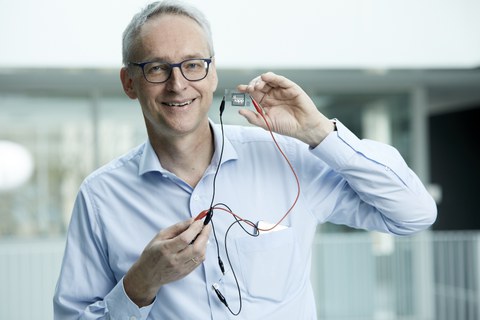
(1, 0, 479, 69)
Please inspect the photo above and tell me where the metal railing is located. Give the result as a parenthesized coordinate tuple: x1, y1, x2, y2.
(0, 238, 64, 320)
(0, 231, 478, 320)
(312, 231, 480, 320)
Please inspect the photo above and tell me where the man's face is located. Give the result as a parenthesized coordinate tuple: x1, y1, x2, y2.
(122, 14, 218, 139)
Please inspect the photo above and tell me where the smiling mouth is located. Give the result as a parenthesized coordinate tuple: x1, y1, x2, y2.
(163, 99, 195, 107)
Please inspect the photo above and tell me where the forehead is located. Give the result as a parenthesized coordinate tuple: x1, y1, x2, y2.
(135, 14, 210, 61)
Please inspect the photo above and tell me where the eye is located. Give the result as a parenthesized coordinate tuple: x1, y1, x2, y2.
(146, 62, 170, 74)
(183, 60, 203, 71)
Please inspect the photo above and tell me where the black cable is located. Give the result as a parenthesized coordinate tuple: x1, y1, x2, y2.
(206, 96, 262, 316)
(208, 97, 227, 275)
(207, 96, 226, 215)
(211, 202, 260, 316)
(210, 218, 224, 274)
(221, 216, 259, 316)
(205, 95, 299, 316)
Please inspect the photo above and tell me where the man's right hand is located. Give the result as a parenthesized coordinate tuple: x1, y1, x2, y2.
(123, 218, 211, 307)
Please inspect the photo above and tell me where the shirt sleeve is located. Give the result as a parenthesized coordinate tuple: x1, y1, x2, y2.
(306, 119, 437, 235)
(53, 184, 154, 319)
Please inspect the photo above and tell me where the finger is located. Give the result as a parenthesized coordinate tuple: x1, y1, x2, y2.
(246, 75, 262, 87)
(238, 72, 291, 92)
(237, 83, 270, 106)
(236, 84, 248, 93)
(182, 223, 212, 265)
(238, 73, 275, 91)
(164, 220, 205, 252)
(238, 109, 267, 128)
(156, 219, 193, 241)
(237, 76, 269, 94)
(191, 222, 211, 250)
(188, 256, 202, 265)
(260, 72, 292, 89)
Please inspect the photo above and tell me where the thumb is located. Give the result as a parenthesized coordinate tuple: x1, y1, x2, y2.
(239, 109, 266, 129)
(156, 219, 193, 240)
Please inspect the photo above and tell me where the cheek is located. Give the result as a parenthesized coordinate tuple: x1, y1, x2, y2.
(135, 83, 159, 105)
(209, 69, 218, 92)
(201, 76, 217, 108)
(136, 92, 160, 119)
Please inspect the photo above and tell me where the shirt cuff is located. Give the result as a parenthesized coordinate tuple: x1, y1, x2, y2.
(104, 277, 155, 320)
(310, 119, 359, 170)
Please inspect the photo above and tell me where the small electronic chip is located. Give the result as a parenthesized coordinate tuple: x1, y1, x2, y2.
(231, 93, 246, 106)
(224, 89, 252, 108)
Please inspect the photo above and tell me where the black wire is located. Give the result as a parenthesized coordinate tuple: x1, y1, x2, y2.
(208, 97, 226, 281)
(208, 202, 258, 316)
(210, 217, 222, 270)
(223, 217, 258, 316)
(206, 95, 297, 316)
(207, 97, 261, 316)
(208, 96, 226, 211)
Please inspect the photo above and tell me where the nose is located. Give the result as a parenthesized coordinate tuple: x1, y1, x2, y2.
(165, 67, 187, 92)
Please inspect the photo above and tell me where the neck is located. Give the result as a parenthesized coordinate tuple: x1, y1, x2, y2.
(148, 124, 214, 187)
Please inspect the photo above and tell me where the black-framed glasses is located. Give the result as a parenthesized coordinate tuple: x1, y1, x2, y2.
(129, 57, 212, 83)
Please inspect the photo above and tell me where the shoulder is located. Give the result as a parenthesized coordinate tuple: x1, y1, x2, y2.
(82, 142, 146, 186)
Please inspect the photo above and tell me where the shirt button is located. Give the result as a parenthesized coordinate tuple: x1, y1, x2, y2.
(130, 316, 137, 320)
(193, 195, 200, 201)
(384, 166, 391, 171)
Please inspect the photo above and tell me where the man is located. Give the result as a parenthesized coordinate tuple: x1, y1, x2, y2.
(53, 1, 437, 319)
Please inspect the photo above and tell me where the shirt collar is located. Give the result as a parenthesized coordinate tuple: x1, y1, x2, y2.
(138, 119, 238, 176)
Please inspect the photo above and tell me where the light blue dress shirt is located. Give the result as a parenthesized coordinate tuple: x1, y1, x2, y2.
(53, 120, 436, 319)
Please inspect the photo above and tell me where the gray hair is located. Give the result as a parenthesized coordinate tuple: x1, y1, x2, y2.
(122, 0, 214, 65)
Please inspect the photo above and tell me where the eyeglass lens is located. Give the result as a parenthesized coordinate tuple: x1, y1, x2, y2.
(143, 59, 209, 83)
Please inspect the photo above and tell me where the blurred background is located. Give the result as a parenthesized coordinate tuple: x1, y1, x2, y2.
(0, 0, 479, 319)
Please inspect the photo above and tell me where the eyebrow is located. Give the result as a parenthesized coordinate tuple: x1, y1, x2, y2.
(141, 53, 209, 63)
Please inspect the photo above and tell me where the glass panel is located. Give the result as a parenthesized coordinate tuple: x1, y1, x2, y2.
(317, 93, 411, 163)
(0, 95, 147, 237)
(313, 92, 411, 232)
(97, 97, 146, 166)
(0, 95, 93, 236)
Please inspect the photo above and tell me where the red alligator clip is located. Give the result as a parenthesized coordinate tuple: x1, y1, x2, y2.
(194, 209, 209, 221)
(249, 95, 264, 115)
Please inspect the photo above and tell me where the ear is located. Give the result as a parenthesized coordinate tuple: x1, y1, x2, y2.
(120, 67, 138, 99)
(209, 61, 218, 92)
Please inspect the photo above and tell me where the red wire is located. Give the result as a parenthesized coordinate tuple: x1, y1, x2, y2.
(212, 96, 301, 232)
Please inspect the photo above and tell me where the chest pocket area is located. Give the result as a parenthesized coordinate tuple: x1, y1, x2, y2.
(234, 227, 304, 302)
